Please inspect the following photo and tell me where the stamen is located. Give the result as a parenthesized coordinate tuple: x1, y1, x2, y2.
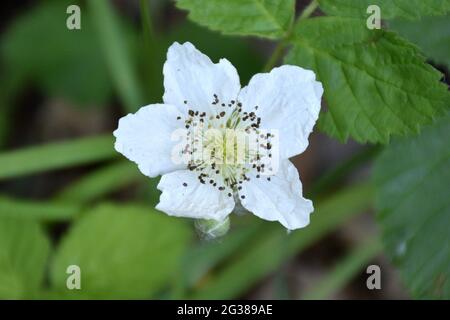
(178, 96, 272, 193)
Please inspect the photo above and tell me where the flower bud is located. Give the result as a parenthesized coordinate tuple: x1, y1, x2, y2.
(195, 217, 230, 240)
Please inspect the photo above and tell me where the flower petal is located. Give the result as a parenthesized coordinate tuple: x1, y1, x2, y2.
(238, 65, 323, 159)
(163, 42, 241, 113)
(238, 160, 313, 230)
(156, 170, 235, 221)
(113, 103, 185, 178)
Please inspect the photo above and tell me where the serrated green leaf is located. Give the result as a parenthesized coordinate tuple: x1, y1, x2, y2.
(389, 15, 450, 68)
(175, 0, 295, 39)
(1, 0, 112, 107)
(319, 0, 450, 20)
(164, 21, 264, 84)
(50, 204, 191, 299)
(285, 17, 450, 143)
(0, 217, 50, 299)
(374, 113, 450, 299)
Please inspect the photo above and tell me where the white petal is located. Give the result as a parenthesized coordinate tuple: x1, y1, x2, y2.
(238, 65, 323, 159)
(163, 42, 241, 113)
(156, 170, 235, 221)
(113, 103, 185, 178)
(238, 160, 313, 230)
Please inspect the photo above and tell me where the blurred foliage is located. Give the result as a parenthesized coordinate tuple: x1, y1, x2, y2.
(302, 236, 382, 300)
(0, 196, 80, 222)
(1, 0, 113, 107)
(88, 0, 144, 112)
(0, 217, 50, 299)
(389, 15, 450, 68)
(0, 135, 115, 179)
(375, 112, 450, 299)
(285, 16, 450, 143)
(176, 0, 295, 39)
(50, 204, 191, 299)
(0, 0, 448, 300)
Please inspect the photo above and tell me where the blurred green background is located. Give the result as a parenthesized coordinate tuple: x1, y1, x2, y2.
(0, 0, 448, 300)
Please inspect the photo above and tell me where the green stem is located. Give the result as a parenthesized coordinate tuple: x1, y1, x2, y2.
(0, 135, 116, 180)
(89, 0, 144, 112)
(263, 42, 287, 72)
(309, 145, 381, 198)
(298, 0, 319, 21)
(0, 196, 81, 222)
(302, 236, 382, 300)
(263, 0, 318, 71)
(140, 0, 156, 45)
(139, 0, 163, 100)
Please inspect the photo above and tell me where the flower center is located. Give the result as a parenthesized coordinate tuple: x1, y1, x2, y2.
(176, 94, 276, 198)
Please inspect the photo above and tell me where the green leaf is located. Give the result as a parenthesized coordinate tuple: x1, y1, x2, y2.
(55, 161, 143, 204)
(164, 21, 264, 85)
(374, 113, 450, 299)
(0, 196, 80, 222)
(88, 0, 144, 112)
(191, 183, 373, 299)
(285, 17, 450, 143)
(1, 0, 112, 106)
(175, 0, 295, 39)
(0, 217, 50, 299)
(318, 0, 450, 20)
(0, 135, 116, 180)
(50, 204, 191, 299)
(389, 15, 450, 67)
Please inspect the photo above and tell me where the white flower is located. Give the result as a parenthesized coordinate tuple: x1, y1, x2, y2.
(114, 42, 323, 230)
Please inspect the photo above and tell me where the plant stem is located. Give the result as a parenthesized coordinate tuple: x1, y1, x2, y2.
(0, 196, 81, 222)
(298, 0, 319, 22)
(302, 236, 382, 300)
(263, 0, 319, 71)
(263, 42, 287, 72)
(309, 145, 381, 198)
(54, 161, 144, 204)
(89, 0, 144, 112)
(0, 135, 116, 180)
(140, 0, 156, 45)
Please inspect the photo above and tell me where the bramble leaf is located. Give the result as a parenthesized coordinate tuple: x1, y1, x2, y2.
(0, 217, 50, 299)
(319, 0, 450, 20)
(1, 1, 113, 106)
(389, 15, 450, 68)
(175, 0, 295, 39)
(374, 113, 450, 299)
(285, 17, 450, 143)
